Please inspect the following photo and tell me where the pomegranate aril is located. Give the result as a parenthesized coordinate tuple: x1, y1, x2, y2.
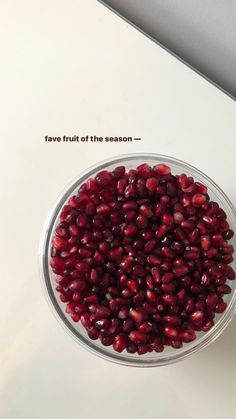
(174, 212, 184, 225)
(127, 343, 138, 353)
(113, 335, 127, 352)
(161, 272, 174, 284)
(173, 266, 189, 278)
(133, 265, 146, 277)
(226, 266, 236, 280)
(190, 310, 204, 322)
(122, 319, 135, 333)
(164, 326, 177, 338)
(154, 164, 170, 176)
(50, 257, 65, 272)
(143, 239, 157, 253)
(214, 301, 227, 313)
(95, 306, 110, 318)
(217, 284, 231, 294)
(151, 267, 162, 283)
(124, 184, 136, 198)
(146, 290, 158, 303)
(221, 254, 233, 264)
(129, 331, 148, 343)
(146, 177, 159, 191)
(129, 309, 146, 324)
(147, 255, 162, 266)
(52, 236, 68, 251)
(124, 224, 137, 237)
(120, 256, 134, 271)
(162, 294, 177, 305)
(223, 229, 234, 240)
(95, 170, 112, 187)
(127, 279, 139, 293)
(192, 193, 207, 207)
(162, 213, 174, 226)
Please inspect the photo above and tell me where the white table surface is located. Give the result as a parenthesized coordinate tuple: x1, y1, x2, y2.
(1, 1, 236, 418)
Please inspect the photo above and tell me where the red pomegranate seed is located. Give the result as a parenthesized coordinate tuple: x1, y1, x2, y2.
(192, 193, 207, 207)
(146, 177, 159, 191)
(173, 266, 189, 278)
(162, 294, 177, 305)
(139, 204, 153, 218)
(50, 257, 65, 272)
(164, 326, 178, 338)
(129, 309, 146, 324)
(201, 235, 211, 251)
(174, 212, 184, 224)
(154, 164, 170, 176)
(113, 335, 127, 352)
(143, 240, 157, 253)
(161, 272, 174, 284)
(226, 266, 236, 280)
(190, 310, 204, 322)
(151, 267, 162, 283)
(162, 213, 174, 226)
(214, 301, 227, 313)
(223, 229, 234, 240)
(96, 204, 111, 216)
(129, 331, 149, 343)
(147, 255, 162, 266)
(178, 330, 196, 343)
(206, 293, 218, 308)
(52, 236, 68, 251)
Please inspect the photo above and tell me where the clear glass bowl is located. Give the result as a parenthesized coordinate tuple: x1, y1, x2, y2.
(39, 153, 236, 367)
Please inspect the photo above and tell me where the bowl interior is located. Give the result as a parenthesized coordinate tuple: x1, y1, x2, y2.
(41, 154, 236, 366)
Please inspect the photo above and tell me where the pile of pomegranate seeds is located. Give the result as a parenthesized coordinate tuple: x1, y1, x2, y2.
(50, 163, 235, 355)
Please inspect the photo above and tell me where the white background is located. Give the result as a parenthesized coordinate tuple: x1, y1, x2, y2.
(1, 1, 236, 418)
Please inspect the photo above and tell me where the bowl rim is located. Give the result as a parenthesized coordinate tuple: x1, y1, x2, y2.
(39, 152, 236, 367)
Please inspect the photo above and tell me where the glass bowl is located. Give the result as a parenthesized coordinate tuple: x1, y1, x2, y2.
(39, 153, 236, 367)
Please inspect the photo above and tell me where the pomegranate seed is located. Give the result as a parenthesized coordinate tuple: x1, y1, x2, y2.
(192, 193, 207, 207)
(201, 235, 211, 251)
(124, 184, 136, 198)
(113, 335, 127, 352)
(223, 229, 234, 240)
(108, 247, 123, 262)
(214, 301, 227, 313)
(154, 164, 170, 176)
(96, 204, 111, 216)
(206, 293, 218, 308)
(164, 326, 177, 338)
(146, 177, 159, 191)
(151, 267, 162, 283)
(147, 255, 162, 266)
(173, 266, 189, 278)
(129, 331, 148, 343)
(129, 309, 146, 324)
(226, 266, 236, 280)
(190, 310, 204, 322)
(139, 204, 153, 218)
(139, 322, 153, 333)
(95, 170, 112, 187)
(162, 272, 174, 283)
(52, 236, 68, 251)
(162, 213, 174, 226)
(174, 212, 184, 224)
(162, 294, 177, 305)
(143, 240, 157, 253)
(178, 330, 196, 343)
